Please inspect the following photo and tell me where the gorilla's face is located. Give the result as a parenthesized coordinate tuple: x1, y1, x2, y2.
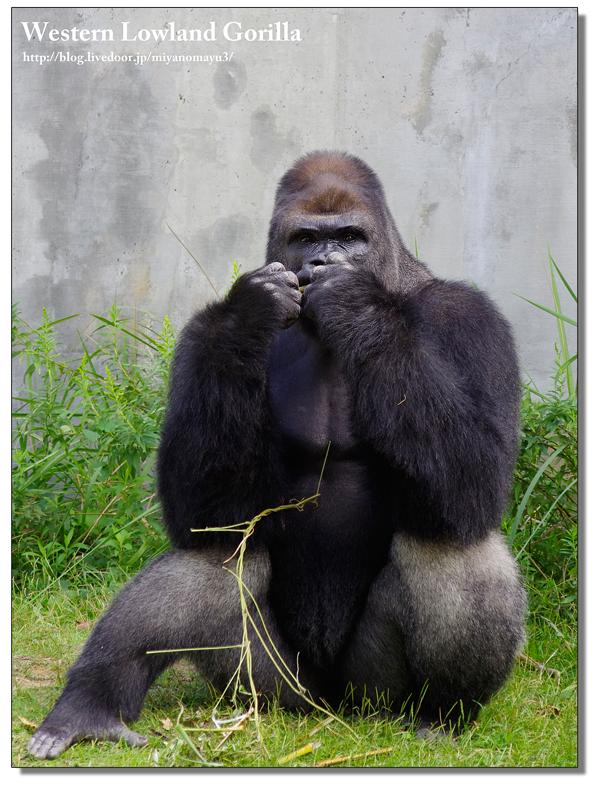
(282, 213, 372, 286)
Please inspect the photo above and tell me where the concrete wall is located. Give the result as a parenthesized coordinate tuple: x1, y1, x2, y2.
(12, 7, 577, 393)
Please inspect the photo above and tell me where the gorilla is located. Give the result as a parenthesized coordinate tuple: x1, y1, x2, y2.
(27, 152, 525, 760)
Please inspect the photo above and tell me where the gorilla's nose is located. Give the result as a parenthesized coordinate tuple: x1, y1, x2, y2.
(297, 263, 316, 286)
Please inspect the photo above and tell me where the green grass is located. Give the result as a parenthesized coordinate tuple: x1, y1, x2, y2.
(12, 575, 577, 768)
(11, 303, 174, 587)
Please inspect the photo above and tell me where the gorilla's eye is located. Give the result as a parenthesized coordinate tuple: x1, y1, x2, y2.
(342, 234, 356, 242)
(293, 233, 314, 244)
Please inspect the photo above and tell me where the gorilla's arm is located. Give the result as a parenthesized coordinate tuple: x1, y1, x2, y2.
(302, 264, 521, 545)
(157, 264, 300, 549)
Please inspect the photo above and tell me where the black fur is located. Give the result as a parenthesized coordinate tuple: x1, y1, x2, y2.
(27, 152, 525, 759)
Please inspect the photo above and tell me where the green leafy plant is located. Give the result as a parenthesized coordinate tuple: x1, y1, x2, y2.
(506, 248, 577, 605)
(229, 259, 243, 289)
(12, 304, 175, 586)
(506, 389, 577, 593)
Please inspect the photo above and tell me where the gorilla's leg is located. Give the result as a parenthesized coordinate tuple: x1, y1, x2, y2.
(27, 547, 311, 760)
(339, 532, 526, 729)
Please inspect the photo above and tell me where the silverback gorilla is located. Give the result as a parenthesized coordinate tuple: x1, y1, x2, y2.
(28, 152, 526, 760)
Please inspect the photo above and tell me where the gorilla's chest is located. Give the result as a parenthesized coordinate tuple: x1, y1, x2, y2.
(267, 320, 357, 461)
(266, 321, 389, 668)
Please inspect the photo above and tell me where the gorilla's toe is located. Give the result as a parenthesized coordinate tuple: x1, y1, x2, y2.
(27, 729, 72, 760)
(108, 725, 148, 748)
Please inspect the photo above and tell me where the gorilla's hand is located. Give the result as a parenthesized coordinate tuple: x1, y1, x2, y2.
(245, 262, 301, 329)
(302, 253, 364, 325)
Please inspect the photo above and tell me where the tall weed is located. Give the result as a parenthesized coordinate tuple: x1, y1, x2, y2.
(507, 249, 577, 609)
(11, 304, 174, 586)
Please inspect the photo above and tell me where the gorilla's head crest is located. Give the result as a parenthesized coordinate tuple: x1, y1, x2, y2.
(266, 151, 431, 293)
(272, 151, 384, 217)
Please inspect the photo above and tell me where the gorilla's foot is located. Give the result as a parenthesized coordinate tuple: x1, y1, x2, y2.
(27, 719, 147, 760)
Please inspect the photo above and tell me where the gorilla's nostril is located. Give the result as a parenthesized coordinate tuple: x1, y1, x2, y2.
(297, 264, 315, 286)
